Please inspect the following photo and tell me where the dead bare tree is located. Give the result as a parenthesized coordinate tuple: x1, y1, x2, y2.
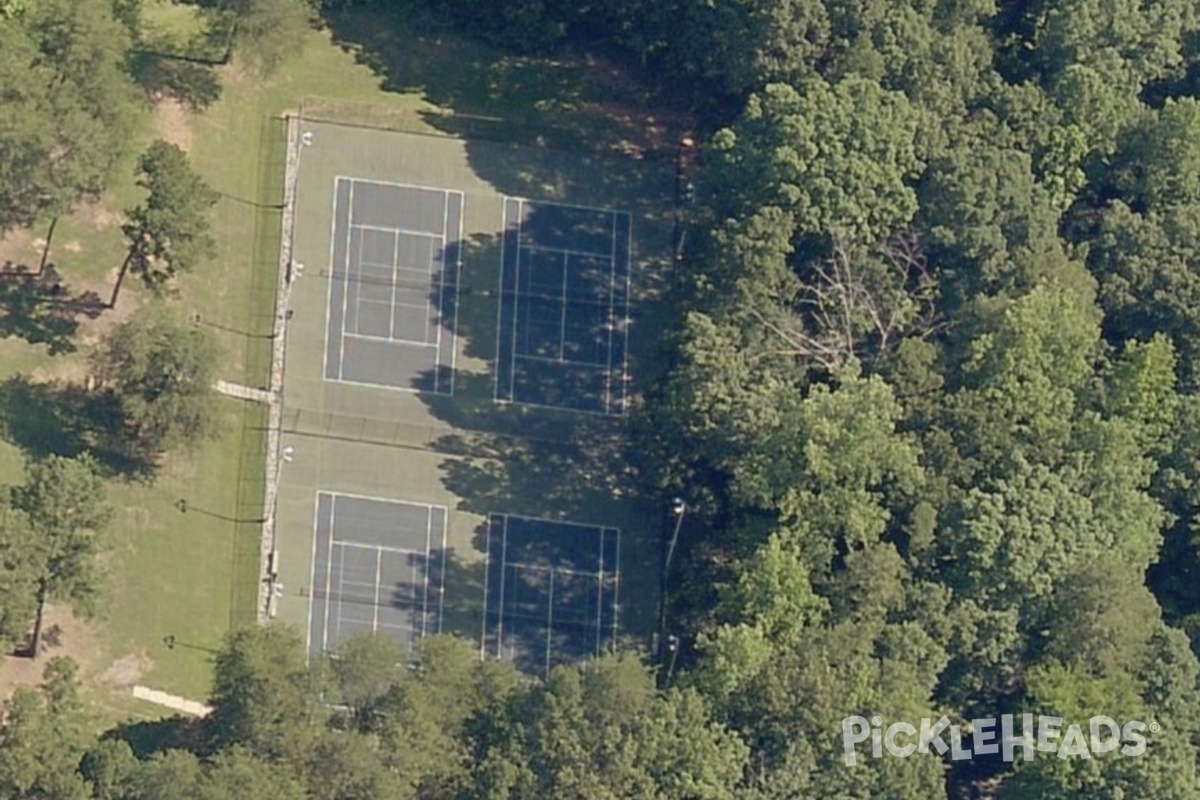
(752, 230, 940, 370)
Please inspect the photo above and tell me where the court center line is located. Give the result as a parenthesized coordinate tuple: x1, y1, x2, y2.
(521, 243, 613, 260)
(619, 212, 633, 415)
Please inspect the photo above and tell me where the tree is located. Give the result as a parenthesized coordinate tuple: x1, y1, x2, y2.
(118, 140, 219, 304)
(0, 657, 92, 800)
(206, 624, 319, 759)
(11, 454, 112, 657)
(91, 304, 222, 457)
(0, 0, 141, 232)
(0, 507, 41, 653)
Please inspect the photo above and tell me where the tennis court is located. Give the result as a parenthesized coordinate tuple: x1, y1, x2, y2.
(482, 513, 620, 673)
(307, 491, 447, 658)
(496, 198, 632, 415)
(270, 118, 669, 673)
(324, 177, 462, 394)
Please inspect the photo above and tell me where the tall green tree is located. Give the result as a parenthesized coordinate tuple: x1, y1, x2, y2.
(91, 304, 222, 458)
(0, 658, 92, 800)
(11, 454, 112, 657)
(118, 140, 219, 304)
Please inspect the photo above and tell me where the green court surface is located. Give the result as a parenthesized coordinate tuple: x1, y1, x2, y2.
(270, 118, 673, 672)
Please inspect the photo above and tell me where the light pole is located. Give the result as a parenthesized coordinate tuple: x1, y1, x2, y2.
(658, 498, 688, 681)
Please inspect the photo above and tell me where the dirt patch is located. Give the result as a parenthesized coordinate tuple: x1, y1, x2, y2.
(62, 241, 83, 253)
(100, 652, 152, 688)
(0, 607, 107, 703)
(155, 98, 195, 152)
(0, 229, 41, 270)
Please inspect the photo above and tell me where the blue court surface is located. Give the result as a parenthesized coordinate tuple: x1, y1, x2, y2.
(495, 198, 632, 415)
(324, 178, 462, 394)
(307, 492, 447, 659)
(482, 513, 620, 674)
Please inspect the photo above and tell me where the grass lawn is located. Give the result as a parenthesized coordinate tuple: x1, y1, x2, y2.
(0, 0, 685, 719)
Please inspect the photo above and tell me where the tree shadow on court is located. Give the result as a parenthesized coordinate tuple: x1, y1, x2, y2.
(0, 375, 159, 480)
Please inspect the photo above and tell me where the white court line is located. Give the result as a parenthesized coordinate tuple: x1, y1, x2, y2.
(612, 527, 621, 642)
(437, 509, 447, 632)
(388, 222, 400, 339)
(337, 181, 356, 381)
(322, 497, 337, 652)
(545, 566, 555, 675)
(617, 212, 633, 416)
(496, 511, 613, 531)
(322, 491, 445, 512)
(333, 540, 421, 556)
(305, 492, 322, 661)
(497, 515, 509, 658)
(522, 243, 614, 260)
(501, 561, 604, 579)
(480, 515, 492, 658)
(558, 251, 569, 362)
(449, 191, 464, 396)
(350, 223, 443, 239)
(508, 196, 626, 216)
(430, 192, 448, 373)
(421, 506, 432, 638)
(509, 198, 524, 402)
(515, 352, 609, 368)
(595, 527, 605, 653)
(492, 200, 509, 404)
(604, 211, 618, 414)
(346, 175, 456, 195)
(322, 178, 342, 382)
(372, 547, 383, 632)
(343, 331, 441, 347)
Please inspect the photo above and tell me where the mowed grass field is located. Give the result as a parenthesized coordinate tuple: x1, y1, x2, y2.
(0, 0, 685, 721)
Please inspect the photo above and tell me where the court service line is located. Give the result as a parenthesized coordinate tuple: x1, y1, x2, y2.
(349, 223, 442, 239)
(343, 331, 438, 348)
(337, 181, 356, 381)
(521, 243, 614, 260)
(334, 540, 421, 557)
